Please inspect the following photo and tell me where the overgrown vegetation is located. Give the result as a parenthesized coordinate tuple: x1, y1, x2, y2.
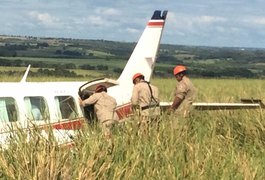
(0, 78, 264, 179)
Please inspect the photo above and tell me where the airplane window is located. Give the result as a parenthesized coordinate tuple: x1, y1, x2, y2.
(55, 96, 78, 119)
(0, 97, 18, 122)
(24, 96, 50, 121)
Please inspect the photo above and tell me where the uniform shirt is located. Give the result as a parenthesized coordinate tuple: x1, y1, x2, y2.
(174, 76, 196, 117)
(131, 80, 160, 116)
(83, 92, 117, 123)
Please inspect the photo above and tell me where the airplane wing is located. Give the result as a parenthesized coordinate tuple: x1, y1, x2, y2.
(192, 102, 262, 110)
(160, 99, 265, 111)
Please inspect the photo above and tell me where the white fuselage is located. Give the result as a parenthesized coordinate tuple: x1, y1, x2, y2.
(0, 82, 85, 126)
(0, 10, 168, 146)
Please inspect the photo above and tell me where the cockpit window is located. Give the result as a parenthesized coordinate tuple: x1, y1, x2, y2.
(24, 96, 50, 121)
(55, 96, 78, 119)
(0, 97, 18, 122)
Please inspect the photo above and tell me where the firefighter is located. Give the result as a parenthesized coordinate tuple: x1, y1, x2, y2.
(79, 85, 118, 152)
(170, 65, 196, 118)
(131, 73, 160, 132)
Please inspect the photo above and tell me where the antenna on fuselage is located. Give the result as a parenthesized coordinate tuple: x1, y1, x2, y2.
(20, 64, 31, 83)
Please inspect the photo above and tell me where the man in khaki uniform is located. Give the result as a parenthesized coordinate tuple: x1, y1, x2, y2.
(171, 65, 196, 118)
(131, 73, 160, 131)
(79, 85, 118, 139)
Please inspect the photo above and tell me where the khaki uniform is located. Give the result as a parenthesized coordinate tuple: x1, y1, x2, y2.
(131, 80, 160, 117)
(83, 92, 118, 136)
(174, 76, 196, 117)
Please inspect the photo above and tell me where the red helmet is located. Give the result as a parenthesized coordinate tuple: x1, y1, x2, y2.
(132, 73, 143, 83)
(95, 85, 107, 92)
(173, 65, 187, 75)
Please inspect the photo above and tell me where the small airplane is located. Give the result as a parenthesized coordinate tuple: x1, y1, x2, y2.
(1, 10, 264, 147)
(0, 10, 168, 146)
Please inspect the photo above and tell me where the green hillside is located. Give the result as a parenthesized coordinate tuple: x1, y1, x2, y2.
(0, 35, 265, 78)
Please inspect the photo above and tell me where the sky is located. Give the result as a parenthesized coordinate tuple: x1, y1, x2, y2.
(1, 0, 265, 48)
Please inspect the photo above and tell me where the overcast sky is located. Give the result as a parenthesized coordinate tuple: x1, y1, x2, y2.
(1, 0, 265, 48)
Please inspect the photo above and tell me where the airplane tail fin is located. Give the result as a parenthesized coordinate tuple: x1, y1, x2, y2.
(20, 64, 31, 83)
(117, 10, 168, 85)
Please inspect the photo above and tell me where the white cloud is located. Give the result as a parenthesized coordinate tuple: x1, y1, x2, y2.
(76, 15, 120, 28)
(29, 11, 59, 27)
(94, 8, 121, 16)
(249, 17, 265, 25)
(172, 14, 226, 27)
(84, 15, 106, 26)
(126, 28, 139, 34)
(196, 16, 227, 24)
(167, 13, 227, 38)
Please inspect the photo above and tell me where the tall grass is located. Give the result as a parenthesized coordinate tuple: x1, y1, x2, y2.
(0, 78, 264, 179)
(153, 78, 265, 102)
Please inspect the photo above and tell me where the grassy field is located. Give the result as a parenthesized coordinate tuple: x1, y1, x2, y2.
(2, 56, 128, 69)
(0, 77, 264, 179)
(0, 66, 109, 81)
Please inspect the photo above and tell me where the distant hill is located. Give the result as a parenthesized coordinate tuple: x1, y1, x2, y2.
(0, 35, 265, 78)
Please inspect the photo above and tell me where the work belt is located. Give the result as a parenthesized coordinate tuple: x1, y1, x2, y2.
(141, 104, 158, 110)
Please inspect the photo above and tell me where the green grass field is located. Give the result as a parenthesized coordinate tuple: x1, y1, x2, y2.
(0, 66, 109, 81)
(0, 77, 264, 179)
(2, 56, 128, 69)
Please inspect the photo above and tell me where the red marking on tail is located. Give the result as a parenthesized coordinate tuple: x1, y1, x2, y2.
(148, 21, 164, 27)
